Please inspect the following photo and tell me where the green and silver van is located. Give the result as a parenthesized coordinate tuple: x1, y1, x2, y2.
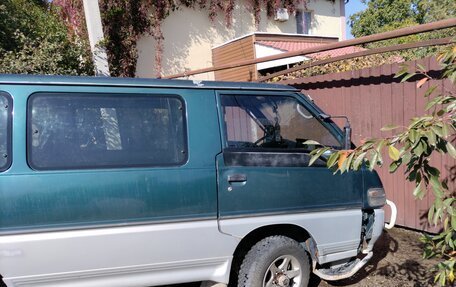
(0, 75, 391, 287)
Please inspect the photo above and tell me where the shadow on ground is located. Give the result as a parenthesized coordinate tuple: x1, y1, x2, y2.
(315, 228, 436, 287)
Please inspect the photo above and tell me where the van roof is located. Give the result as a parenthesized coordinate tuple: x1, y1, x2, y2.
(0, 74, 297, 92)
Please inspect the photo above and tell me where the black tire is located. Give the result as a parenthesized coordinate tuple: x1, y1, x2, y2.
(237, 235, 311, 287)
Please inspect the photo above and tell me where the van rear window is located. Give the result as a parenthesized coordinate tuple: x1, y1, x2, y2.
(28, 93, 187, 170)
(0, 93, 11, 171)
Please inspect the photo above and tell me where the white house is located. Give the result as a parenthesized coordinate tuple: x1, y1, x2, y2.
(135, 0, 347, 80)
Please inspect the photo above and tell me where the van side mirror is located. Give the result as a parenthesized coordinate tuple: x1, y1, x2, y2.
(319, 113, 352, 150)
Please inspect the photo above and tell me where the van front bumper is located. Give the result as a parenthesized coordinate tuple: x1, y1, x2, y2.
(313, 208, 385, 281)
(364, 208, 384, 254)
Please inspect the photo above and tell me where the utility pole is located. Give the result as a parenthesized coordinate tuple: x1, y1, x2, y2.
(82, 0, 110, 76)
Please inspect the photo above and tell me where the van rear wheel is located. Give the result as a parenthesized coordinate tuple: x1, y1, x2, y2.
(237, 235, 310, 287)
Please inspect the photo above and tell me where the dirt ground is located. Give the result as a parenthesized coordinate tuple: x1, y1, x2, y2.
(313, 227, 440, 287)
(168, 227, 441, 287)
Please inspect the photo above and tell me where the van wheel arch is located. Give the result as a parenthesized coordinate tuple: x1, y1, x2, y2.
(228, 224, 313, 287)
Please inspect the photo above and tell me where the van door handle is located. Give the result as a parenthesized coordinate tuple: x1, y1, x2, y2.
(227, 174, 247, 183)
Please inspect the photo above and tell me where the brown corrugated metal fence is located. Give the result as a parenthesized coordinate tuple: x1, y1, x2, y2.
(282, 57, 455, 232)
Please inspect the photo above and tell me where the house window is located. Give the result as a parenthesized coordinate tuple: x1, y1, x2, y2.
(296, 11, 312, 35)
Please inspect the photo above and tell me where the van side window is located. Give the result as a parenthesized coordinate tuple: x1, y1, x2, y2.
(28, 93, 187, 170)
(221, 95, 340, 149)
(0, 93, 11, 171)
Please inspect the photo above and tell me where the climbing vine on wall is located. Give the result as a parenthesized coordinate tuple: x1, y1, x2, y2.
(97, 0, 334, 78)
(53, 0, 87, 40)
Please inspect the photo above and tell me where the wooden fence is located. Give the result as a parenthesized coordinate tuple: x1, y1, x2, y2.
(280, 57, 455, 232)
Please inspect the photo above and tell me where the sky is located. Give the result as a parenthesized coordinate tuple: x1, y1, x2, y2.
(345, 0, 367, 39)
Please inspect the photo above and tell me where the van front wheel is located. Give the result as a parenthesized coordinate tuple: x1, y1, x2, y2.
(237, 235, 310, 287)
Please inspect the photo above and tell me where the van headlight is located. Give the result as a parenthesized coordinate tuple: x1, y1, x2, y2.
(367, 188, 386, 208)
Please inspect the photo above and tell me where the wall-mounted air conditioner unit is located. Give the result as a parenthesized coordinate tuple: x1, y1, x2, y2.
(274, 8, 289, 21)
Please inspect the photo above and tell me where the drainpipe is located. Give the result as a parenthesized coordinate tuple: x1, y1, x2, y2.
(340, 0, 346, 41)
(82, 0, 110, 76)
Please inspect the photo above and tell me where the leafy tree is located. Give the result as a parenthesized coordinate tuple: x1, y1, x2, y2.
(416, 0, 456, 24)
(349, 0, 421, 38)
(349, 0, 456, 60)
(350, 0, 456, 38)
(0, 0, 93, 75)
(309, 45, 456, 285)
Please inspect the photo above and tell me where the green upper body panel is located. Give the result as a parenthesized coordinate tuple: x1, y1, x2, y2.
(0, 75, 382, 234)
(0, 81, 222, 233)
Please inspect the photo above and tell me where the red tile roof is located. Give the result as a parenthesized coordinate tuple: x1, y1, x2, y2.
(256, 40, 366, 59)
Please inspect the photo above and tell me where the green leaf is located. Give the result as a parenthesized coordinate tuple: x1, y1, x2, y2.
(446, 142, 456, 159)
(440, 271, 446, 286)
(401, 151, 412, 165)
(326, 152, 339, 168)
(449, 238, 455, 250)
(435, 207, 444, 226)
(369, 152, 378, 171)
(442, 124, 450, 138)
(415, 170, 422, 183)
(428, 204, 435, 225)
(427, 165, 440, 177)
(414, 140, 426, 156)
(381, 124, 399, 131)
(303, 140, 321, 145)
(430, 175, 444, 198)
(448, 102, 456, 111)
(376, 139, 387, 153)
(389, 159, 402, 173)
(417, 63, 426, 72)
(341, 151, 356, 172)
(447, 202, 456, 216)
(431, 126, 444, 138)
(388, 145, 400, 161)
(445, 232, 452, 244)
(435, 197, 444, 210)
(309, 154, 319, 165)
(353, 152, 367, 170)
(424, 85, 437, 98)
(452, 215, 456, 232)
(413, 182, 424, 199)
(408, 129, 418, 143)
(394, 66, 409, 78)
(401, 72, 416, 82)
(408, 116, 432, 128)
(376, 151, 383, 166)
(309, 147, 330, 166)
(436, 109, 445, 116)
(425, 96, 443, 111)
(425, 130, 437, 146)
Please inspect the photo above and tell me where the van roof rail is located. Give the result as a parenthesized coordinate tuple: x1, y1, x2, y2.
(0, 74, 297, 92)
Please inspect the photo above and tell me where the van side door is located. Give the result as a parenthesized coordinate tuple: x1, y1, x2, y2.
(215, 91, 364, 261)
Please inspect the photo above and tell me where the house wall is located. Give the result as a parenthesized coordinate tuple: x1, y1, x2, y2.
(136, 0, 343, 80)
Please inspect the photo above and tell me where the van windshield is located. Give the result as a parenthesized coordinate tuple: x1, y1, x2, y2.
(0, 95, 8, 170)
